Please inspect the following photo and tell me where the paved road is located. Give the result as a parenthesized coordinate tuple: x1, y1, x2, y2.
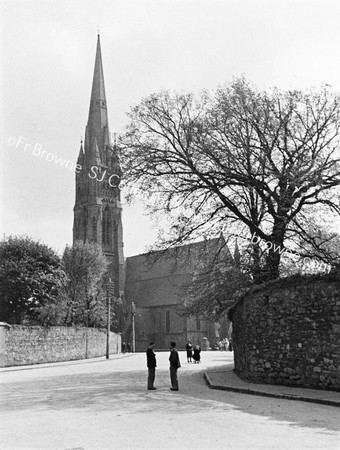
(1, 351, 340, 449)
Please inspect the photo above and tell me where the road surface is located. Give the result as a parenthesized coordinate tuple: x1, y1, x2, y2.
(1, 351, 339, 449)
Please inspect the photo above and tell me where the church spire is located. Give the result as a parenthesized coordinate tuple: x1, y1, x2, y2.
(73, 34, 125, 309)
(77, 139, 84, 166)
(90, 34, 107, 111)
(85, 34, 110, 159)
(234, 240, 241, 268)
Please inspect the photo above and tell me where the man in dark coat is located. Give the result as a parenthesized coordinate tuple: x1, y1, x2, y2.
(169, 341, 181, 391)
(146, 342, 157, 390)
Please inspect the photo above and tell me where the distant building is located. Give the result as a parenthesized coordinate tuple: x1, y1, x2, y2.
(73, 36, 232, 349)
(125, 238, 233, 350)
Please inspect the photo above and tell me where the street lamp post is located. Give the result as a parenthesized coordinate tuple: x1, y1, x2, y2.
(106, 278, 115, 359)
(131, 301, 136, 353)
(106, 296, 110, 359)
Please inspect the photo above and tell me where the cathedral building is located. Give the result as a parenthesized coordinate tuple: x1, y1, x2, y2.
(125, 238, 231, 351)
(73, 36, 231, 350)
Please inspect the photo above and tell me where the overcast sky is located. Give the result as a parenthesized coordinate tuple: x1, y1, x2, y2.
(2, 0, 340, 257)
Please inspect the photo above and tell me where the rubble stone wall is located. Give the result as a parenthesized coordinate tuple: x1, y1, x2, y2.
(4, 325, 121, 367)
(231, 276, 340, 391)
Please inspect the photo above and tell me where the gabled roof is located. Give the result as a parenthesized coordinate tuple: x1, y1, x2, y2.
(125, 237, 232, 308)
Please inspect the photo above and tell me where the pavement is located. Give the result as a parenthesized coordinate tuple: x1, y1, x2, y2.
(0, 352, 133, 372)
(2, 352, 340, 449)
(205, 362, 340, 407)
(2, 352, 340, 408)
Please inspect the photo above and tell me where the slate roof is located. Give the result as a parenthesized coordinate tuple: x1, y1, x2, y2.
(125, 237, 232, 308)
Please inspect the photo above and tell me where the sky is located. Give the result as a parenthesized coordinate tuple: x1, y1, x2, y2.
(1, 0, 340, 257)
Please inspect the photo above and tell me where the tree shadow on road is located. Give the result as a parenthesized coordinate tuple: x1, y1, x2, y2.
(2, 367, 340, 435)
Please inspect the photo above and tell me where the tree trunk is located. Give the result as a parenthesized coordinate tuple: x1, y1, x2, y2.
(251, 243, 264, 284)
(260, 223, 286, 283)
(261, 250, 281, 282)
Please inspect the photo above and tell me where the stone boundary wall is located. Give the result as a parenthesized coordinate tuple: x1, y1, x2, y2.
(230, 276, 340, 391)
(2, 325, 121, 367)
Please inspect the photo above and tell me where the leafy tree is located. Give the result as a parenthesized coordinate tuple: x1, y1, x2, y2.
(182, 240, 252, 320)
(121, 79, 340, 282)
(0, 236, 66, 324)
(183, 261, 250, 320)
(62, 241, 109, 327)
(36, 289, 69, 326)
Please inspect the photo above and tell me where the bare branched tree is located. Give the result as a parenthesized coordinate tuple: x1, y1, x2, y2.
(121, 78, 340, 282)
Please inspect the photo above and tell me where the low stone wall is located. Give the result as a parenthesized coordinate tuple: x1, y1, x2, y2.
(230, 274, 340, 391)
(2, 325, 121, 367)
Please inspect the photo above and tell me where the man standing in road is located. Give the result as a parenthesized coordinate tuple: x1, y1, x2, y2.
(169, 341, 181, 391)
(146, 342, 157, 390)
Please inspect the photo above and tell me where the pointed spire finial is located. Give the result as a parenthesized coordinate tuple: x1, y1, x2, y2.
(234, 240, 241, 267)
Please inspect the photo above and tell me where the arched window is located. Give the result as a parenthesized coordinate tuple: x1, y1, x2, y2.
(82, 208, 88, 242)
(92, 216, 97, 242)
(196, 318, 201, 331)
(166, 310, 170, 333)
(102, 210, 107, 245)
(106, 214, 111, 246)
(102, 207, 111, 247)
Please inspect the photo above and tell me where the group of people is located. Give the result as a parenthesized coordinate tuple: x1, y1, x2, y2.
(146, 341, 181, 391)
(121, 342, 132, 353)
(146, 340, 203, 391)
(185, 340, 201, 363)
(218, 338, 232, 352)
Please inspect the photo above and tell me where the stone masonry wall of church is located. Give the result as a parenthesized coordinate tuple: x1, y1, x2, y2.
(231, 276, 340, 391)
(135, 306, 187, 351)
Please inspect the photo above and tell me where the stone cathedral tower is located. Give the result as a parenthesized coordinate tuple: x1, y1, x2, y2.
(73, 35, 124, 299)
